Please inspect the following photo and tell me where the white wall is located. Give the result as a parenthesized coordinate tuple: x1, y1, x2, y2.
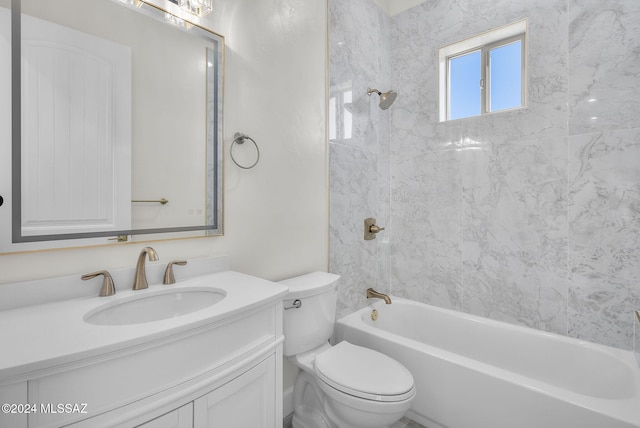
(213, 0, 329, 280)
(0, 0, 328, 286)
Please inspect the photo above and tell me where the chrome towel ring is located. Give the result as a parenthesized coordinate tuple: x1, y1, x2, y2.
(230, 132, 260, 169)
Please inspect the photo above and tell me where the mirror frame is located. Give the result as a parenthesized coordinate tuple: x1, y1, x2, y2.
(6, 0, 224, 251)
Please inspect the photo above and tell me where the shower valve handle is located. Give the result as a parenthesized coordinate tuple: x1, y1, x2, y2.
(370, 225, 385, 233)
(364, 218, 385, 240)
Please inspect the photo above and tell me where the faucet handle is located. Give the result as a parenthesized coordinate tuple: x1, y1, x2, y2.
(369, 224, 385, 233)
(82, 270, 116, 297)
(364, 218, 386, 240)
(163, 260, 187, 285)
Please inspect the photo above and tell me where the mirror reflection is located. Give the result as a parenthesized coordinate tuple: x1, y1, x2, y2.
(0, 0, 223, 253)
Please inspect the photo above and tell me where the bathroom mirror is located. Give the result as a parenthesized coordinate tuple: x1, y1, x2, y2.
(0, 0, 223, 253)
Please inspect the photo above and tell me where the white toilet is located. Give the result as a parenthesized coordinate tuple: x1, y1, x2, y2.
(280, 272, 416, 428)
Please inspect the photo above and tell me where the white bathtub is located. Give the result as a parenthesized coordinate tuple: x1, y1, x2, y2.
(336, 298, 640, 428)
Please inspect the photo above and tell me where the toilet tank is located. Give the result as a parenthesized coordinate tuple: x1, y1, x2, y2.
(279, 272, 340, 357)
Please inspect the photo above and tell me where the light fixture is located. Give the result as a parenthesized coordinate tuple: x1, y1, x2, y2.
(176, 0, 213, 17)
(119, 0, 143, 7)
(164, 12, 194, 29)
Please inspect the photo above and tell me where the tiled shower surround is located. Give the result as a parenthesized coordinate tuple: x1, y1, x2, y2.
(329, 0, 640, 350)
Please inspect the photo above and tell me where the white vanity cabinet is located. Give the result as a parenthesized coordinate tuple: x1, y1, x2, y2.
(64, 307, 281, 428)
(137, 403, 193, 428)
(132, 354, 278, 428)
(0, 381, 28, 428)
(0, 269, 287, 428)
(132, 354, 276, 428)
(193, 354, 276, 428)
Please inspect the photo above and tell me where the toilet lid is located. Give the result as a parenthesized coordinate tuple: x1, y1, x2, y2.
(314, 341, 415, 402)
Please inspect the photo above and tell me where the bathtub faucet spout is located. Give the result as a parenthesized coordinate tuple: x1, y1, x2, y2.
(366, 288, 392, 304)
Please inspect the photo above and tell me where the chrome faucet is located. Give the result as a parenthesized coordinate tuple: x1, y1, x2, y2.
(366, 288, 392, 304)
(132, 247, 159, 290)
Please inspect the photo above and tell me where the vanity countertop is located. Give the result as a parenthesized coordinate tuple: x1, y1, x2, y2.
(0, 270, 288, 382)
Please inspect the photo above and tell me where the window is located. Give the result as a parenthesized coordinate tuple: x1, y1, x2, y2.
(439, 20, 527, 121)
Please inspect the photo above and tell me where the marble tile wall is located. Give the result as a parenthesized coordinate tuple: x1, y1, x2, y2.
(567, 0, 640, 348)
(389, 0, 571, 337)
(329, 0, 640, 350)
(329, 0, 392, 319)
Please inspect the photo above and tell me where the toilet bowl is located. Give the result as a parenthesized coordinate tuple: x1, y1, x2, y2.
(280, 272, 415, 428)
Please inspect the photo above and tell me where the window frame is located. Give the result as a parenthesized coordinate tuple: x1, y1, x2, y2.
(439, 19, 527, 122)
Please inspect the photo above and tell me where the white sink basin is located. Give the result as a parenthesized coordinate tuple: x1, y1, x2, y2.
(84, 287, 226, 325)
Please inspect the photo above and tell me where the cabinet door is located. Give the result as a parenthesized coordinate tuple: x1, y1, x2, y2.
(136, 403, 193, 428)
(0, 382, 28, 428)
(194, 355, 276, 428)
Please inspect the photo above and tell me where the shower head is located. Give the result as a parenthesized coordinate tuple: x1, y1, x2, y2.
(367, 87, 397, 110)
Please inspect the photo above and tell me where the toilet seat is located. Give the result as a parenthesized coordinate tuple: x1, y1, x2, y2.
(314, 341, 415, 402)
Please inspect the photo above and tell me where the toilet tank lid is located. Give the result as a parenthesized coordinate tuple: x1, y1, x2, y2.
(279, 272, 340, 298)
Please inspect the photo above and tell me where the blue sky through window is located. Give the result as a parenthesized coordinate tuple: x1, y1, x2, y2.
(489, 40, 522, 112)
(448, 39, 523, 120)
(449, 50, 481, 120)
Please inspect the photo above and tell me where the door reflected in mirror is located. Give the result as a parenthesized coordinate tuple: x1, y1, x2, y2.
(0, 0, 223, 253)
